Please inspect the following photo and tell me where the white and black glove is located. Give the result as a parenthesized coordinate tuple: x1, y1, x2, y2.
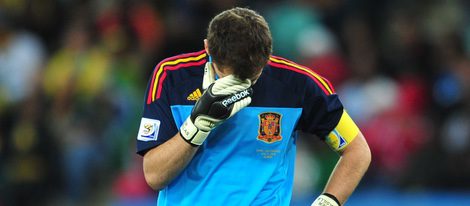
(180, 62, 253, 146)
(311, 193, 341, 206)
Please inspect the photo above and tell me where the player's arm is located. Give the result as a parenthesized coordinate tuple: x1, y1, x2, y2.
(143, 132, 198, 190)
(313, 132, 371, 205)
(311, 111, 371, 206)
(142, 73, 253, 190)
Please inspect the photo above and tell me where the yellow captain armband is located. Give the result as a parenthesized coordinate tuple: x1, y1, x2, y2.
(325, 110, 360, 152)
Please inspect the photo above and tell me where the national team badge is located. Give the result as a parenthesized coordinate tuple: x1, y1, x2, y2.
(257, 112, 282, 143)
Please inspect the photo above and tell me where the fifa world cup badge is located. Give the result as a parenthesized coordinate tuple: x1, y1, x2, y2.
(257, 112, 282, 143)
(137, 118, 160, 141)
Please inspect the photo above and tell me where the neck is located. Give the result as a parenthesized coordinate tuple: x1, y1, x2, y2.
(212, 62, 232, 78)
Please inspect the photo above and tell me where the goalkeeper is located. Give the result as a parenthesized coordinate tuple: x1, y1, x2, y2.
(136, 7, 371, 206)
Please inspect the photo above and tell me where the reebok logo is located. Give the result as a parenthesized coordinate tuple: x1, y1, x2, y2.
(187, 89, 202, 101)
(222, 89, 250, 107)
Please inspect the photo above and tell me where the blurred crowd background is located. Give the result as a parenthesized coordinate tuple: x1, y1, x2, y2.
(1, 0, 470, 205)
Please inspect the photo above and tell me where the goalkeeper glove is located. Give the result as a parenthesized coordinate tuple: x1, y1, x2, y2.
(180, 63, 253, 146)
(311, 193, 341, 206)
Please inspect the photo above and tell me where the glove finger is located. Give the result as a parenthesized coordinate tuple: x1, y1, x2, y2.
(215, 84, 251, 95)
(229, 97, 252, 117)
(202, 62, 216, 90)
(213, 75, 250, 91)
(212, 75, 251, 95)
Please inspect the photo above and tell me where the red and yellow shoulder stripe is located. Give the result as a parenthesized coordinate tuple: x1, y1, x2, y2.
(268, 55, 335, 95)
(147, 50, 207, 104)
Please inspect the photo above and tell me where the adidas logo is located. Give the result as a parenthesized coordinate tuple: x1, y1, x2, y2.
(187, 88, 202, 101)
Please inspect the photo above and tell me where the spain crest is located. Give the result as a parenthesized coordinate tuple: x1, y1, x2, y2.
(257, 112, 282, 143)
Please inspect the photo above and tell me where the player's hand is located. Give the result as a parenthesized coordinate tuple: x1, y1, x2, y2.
(311, 193, 341, 206)
(180, 64, 253, 146)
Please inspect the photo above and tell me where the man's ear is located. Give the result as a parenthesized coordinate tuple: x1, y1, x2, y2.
(204, 39, 210, 55)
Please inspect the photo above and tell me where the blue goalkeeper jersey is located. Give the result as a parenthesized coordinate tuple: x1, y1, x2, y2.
(136, 50, 343, 206)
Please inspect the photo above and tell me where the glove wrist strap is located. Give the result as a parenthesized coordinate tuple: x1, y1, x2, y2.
(180, 117, 209, 146)
(311, 193, 341, 206)
(322, 193, 341, 206)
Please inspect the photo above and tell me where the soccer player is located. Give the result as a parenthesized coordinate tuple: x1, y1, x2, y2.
(137, 7, 371, 206)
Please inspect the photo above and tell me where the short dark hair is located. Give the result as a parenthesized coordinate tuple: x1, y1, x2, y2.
(207, 7, 272, 80)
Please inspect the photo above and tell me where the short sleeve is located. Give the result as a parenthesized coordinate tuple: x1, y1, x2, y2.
(136, 69, 178, 156)
(297, 76, 343, 139)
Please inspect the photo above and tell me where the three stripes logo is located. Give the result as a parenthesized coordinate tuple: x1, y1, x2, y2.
(187, 88, 202, 101)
